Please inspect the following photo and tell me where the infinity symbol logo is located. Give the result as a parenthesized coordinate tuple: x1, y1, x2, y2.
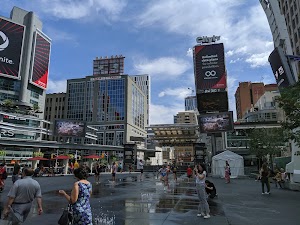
(0, 31, 9, 51)
(205, 70, 216, 77)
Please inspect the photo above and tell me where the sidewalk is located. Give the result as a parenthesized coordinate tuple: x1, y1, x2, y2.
(0, 172, 299, 225)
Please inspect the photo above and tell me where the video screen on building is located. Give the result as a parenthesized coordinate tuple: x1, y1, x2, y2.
(54, 120, 86, 137)
(194, 43, 227, 93)
(198, 111, 234, 133)
(0, 17, 25, 79)
(30, 30, 51, 89)
(197, 91, 228, 113)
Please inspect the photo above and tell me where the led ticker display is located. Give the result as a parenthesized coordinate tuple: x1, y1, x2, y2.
(0, 17, 25, 79)
(31, 31, 51, 89)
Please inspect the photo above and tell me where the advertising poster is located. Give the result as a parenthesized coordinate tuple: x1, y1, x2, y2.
(54, 120, 86, 137)
(194, 43, 227, 93)
(0, 17, 25, 79)
(31, 30, 51, 89)
(268, 47, 293, 89)
(198, 111, 234, 133)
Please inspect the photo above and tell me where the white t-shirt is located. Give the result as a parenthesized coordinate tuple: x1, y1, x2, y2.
(195, 171, 206, 185)
(137, 161, 144, 170)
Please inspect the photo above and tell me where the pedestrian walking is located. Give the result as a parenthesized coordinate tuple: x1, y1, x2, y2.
(224, 161, 231, 183)
(158, 165, 170, 191)
(260, 163, 271, 194)
(0, 163, 7, 192)
(12, 162, 21, 184)
(172, 164, 178, 182)
(3, 168, 43, 225)
(187, 165, 193, 183)
(59, 167, 92, 225)
(111, 162, 117, 183)
(137, 159, 144, 181)
(94, 163, 100, 184)
(195, 164, 210, 219)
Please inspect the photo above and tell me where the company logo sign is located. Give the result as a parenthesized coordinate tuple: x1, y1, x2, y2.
(204, 70, 217, 78)
(196, 35, 221, 44)
(0, 17, 25, 79)
(0, 31, 9, 51)
(0, 130, 14, 137)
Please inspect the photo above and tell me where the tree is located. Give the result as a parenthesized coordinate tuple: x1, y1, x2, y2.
(277, 81, 300, 146)
(249, 128, 287, 169)
(2, 99, 14, 109)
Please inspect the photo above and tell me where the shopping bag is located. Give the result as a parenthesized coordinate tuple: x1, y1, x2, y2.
(58, 205, 73, 225)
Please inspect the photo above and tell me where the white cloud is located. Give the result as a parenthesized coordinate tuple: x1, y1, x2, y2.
(245, 52, 270, 68)
(134, 57, 191, 80)
(45, 27, 77, 44)
(47, 79, 67, 93)
(158, 87, 193, 100)
(150, 103, 184, 124)
(136, 1, 273, 68)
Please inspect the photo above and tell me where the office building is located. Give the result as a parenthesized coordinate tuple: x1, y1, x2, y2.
(43, 93, 66, 141)
(235, 82, 278, 119)
(0, 7, 51, 171)
(174, 111, 198, 124)
(184, 96, 197, 111)
(130, 74, 150, 126)
(66, 74, 148, 146)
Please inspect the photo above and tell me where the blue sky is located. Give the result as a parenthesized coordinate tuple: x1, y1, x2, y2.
(1, 0, 276, 124)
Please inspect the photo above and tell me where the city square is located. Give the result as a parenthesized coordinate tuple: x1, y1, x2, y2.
(0, 173, 298, 225)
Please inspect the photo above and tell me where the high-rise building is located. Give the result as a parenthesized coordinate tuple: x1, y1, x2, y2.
(174, 111, 198, 124)
(43, 93, 66, 141)
(93, 55, 125, 75)
(184, 96, 197, 111)
(235, 82, 278, 120)
(65, 74, 148, 146)
(130, 74, 150, 126)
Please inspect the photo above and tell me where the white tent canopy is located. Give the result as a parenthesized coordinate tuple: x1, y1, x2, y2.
(212, 150, 244, 178)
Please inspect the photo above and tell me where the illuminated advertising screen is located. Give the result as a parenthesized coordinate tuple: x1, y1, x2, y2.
(54, 120, 86, 137)
(31, 30, 51, 89)
(268, 47, 293, 89)
(197, 91, 228, 113)
(198, 112, 234, 133)
(0, 17, 25, 79)
(194, 43, 227, 93)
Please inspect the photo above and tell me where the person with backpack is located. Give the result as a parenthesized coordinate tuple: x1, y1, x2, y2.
(260, 163, 271, 194)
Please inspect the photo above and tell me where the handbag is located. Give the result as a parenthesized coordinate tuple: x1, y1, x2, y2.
(58, 204, 73, 225)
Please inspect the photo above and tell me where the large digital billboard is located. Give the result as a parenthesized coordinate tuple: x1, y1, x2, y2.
(30, 30, 51, 89)
(54, 120, 86, 137)
(0, 17, 25, 79)
(198, 111, 234, 133)
(197, 91, 228, 113)
(194, 43, 227, 93)
(268, 47, 294, 89)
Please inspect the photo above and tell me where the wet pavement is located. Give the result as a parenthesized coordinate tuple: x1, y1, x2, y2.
(0, 172, 299, 225)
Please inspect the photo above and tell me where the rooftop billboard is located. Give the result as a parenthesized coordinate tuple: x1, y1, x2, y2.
(54, 120, 86, 137)
(0, 17, 25, 80)
(194, 43, 227, 93)
(198, 111, 234, 133)
(30, 30, 51, 89)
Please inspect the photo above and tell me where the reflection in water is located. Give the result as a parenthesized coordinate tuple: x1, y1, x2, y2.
(94, 210, 116, 225)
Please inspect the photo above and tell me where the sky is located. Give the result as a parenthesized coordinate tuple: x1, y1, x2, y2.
(0, 0, 276, 124)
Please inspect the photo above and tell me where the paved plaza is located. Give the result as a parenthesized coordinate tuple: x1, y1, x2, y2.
(0, 172, 299, 225)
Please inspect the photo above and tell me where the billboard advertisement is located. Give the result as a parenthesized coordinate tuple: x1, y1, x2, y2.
(197, 91, 228, 113)
(54, 120, 86, 137)
(194, 43, 227, 93)
(0, 17, 25, 79)
(198, 111, 234, 133)
(268, 47, 294, 89)
(30, 30, 51, 89)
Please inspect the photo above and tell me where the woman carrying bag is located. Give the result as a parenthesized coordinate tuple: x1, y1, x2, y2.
(59, 167, 92, 225)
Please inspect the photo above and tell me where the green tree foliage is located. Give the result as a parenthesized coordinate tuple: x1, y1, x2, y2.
(277, 82, 300, 145)
(249, 128, 287, 167)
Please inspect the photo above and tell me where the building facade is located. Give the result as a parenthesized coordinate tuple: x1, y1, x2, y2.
(93, 55, 125, 75)
(174, 111, 198, 124)
(235, 82, 278, 119)
(184, 96, 197, 111)
(65, 74, 148, 146)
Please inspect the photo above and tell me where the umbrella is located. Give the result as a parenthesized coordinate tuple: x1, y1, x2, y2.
(52, 155, 70, 160)
(27, 157, 49, 161)
(83, 155, 101, 159)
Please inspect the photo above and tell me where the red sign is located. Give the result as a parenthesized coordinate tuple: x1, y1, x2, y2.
(31, 30, 51, 89)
